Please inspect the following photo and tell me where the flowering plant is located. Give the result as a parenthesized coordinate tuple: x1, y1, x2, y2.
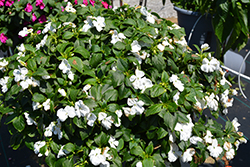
(0, 2, 247, 167)
(0, 0, 111, 52)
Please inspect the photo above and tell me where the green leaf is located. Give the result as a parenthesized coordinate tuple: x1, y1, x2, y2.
(161, 71, 169, 82)
(94, 132, 108, 147)
(142, 158, 154, 167)
(130, 146, 144, 157)
(62, 158, 74, 167)
(32, 93, 46, 103)
(104, 89, 118, 102)
(225, 121, 233, 133)
(24, 44, 36, 53)
(77, 7, 88, 15)
(49, 141, 60, 153)
(152, 55, 166, 72)
(5, 84, 22, 101)
(67, 13, 77, 22)
(157, 127, 168, 139)
(45, 152, 56, 167)
(117, 58, 128, 72)
(68, 56, 83, 73)
(90, 85, 102, 101)
(33, 67, 49, 76)
(114, 41, 126, 50)
(139, 94, 153, 106)
(150, 85, 165, 98)
(117, 138, 124, 151)
(177, 111, 189, 123)
(89, 53, 102, 68)
(111, 71, 125, 88)
(69, 88, 79, 102)
(63, 31, 74, 40)
(118, 84, 131, 99)
(163, 112, 177, 130)
(122, 18, 137, 26)
(73, 46, 90, 59)
(145, 104, 162, 116)
(13, 115, 25, 132)
(64, 143, 75, 152)
(167, 58, 179, 73)
(139, 36, 154, 44)
(145, 142, 154, 155)
(79, 131, 89, 140)
(27, 59, 37, 71)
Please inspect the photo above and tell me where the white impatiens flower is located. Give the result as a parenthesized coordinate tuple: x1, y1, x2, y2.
(89, 148, 106, 166)
(136, 161, 143, 167)
(98, 112, 114, 130)
(17, 43, 25, 53)
(226, 149, 235, 160)
(140, 7, 155, 24)
(36, 34, 48, 50)
(181, 148, 195, 163)
(205, 93, 218, 111)
(32, 101, 42, 111)
(190, 136, 203, 145)
(201, 57, 220, 73)
(34, 141, 48, 157)
(42, 22, 57, 34)
(59, 59, 71, 74)
(63, 22, 76, 28)
(207, 139, 223, 158)
(168, 143, 182, 162)
(194, 96, 207, 111)
(174, 114, 194, 141)
(108, 136, 119, 148)
(169, 74, 184, 92)
(232, 117, 240, 131)
(130, 69, 153, 92)
(81, 16, 94, 32)
(201, 43, 210, 51)
(13, 66, 28, 82)
(53, 119, 63, 140)
(0, 76, 9, 93)
(114, 109, 122, 127)
(42, 99, 50, 111)
(157, 43, 165, 52)
(110, 30, 126, 44)
(123, 98, 145, 116)
(204, 130, 213, 144)
(56, 106, 76, 122)
(58, 88, 67, 97)
(57, 145, 70, 158)
(75, 100, 90, 117)
(65, 2, 76, 13)
(0, 58, 8, 71)
(131, 40, 141, 53)
(223, 142, 232, 151)
(86, 113, 97, 127)
(93, 16, 106, 32)
(44, 122, 55, 137)
(18, 27, 33, 37)
(24, 112, 37, 125)
(173, 91, 180, 105)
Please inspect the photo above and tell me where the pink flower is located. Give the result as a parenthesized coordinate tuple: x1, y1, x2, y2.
(0, 33, 8, 44)
(101, 1, 108, 9)
(25, 3, 33, 13)
(61, 6, 64, 12)
(5, 0, 14, 7)
(74, 0, 78, 4)
(37, 30, 41, 34)
(83, 0, 88, 6)
(89, 0, 95, 6)
(38, 15, 47, 23)
(36, 0, 45, 10)
(0, 0, 5, 7)
(32, 13, 37, 22)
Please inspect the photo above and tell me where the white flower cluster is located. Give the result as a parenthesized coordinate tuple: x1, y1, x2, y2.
(13, 66, 40, 91)
(34, 141, 48, 157)
(130, 69, 153, 93)
(122, 98, 145, 117)
(42, 22, 59, 34)
(0, 76, 9, 93)
(89, 147, 112, 166)
(221, 89, 234, 115)
(0, 57, 8, 71)
(59, 59, 74, 81)
(81, 16, 106, 32)
(44, 119, 63, 140)
(36, 34, 48, 50)
(157, 37, 174, 52)
(140, 6, 155, 24)
(131, 40, 150, 64)
(174, 114, 194, 141)
(16, 43, 26, 60)
(63, 22, 76, 28)
(18, 27, 33, 37)
(109, 30, 126, 44)
(65, 2, 76, 13)
(169, 74, 184, 92)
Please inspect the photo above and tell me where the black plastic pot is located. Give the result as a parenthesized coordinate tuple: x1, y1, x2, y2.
(174, 6, 217, 53)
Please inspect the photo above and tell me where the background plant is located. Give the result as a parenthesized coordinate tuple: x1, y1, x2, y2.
(164, 0, 250, 60)
(0, 2, 247, 167)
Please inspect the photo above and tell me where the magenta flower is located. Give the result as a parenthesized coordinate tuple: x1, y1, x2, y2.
(0, 33, 8, 44)
(61, 6, 64, 12)
(25, 3, 33, 13)
(0, 0, 5, 7)
(89, 0, 95, 6)
(74, 0, 78, 4)
(5, 0, 14, 7)
(36, 0, 45, 10)
(83, 0, 88, 6)
(38, 15, 47, 23)
(32, 13, 37, 22)
(37, 30, 41, 34)
(101, 1, 108, 9)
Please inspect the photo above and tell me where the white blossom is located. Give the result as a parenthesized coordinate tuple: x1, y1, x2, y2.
(42, 22, 57, 34)
(205, 93, 218, 111)
(181, 148, 195, 162)
(93, 16, 106, 32)
(232, 117, 240, 131)
(110, 30, 126, 44)
(190, 136, 203, 145)
(44, 122, 55, 137)
(0, 58, 8, 71)
(18, 27, 33, 37)
(173, 91, 180, 105)
(201, 57, 220, 73)
(168, 143, 182, 162)
(174, 114, 194, 141)
(75, 100, 90, 117)
(157, 43, 165, 52)
(32, 101, 42, 111)
(13, 66, 28, 82)
(42, 99, 50, 111)
(89, 148, 106, 166)
(123, 98, 145, 116)
(207, 139, 223, 158)
(58, 88, 67, 96)
(201, 43, 210, 51)
(34, 141, 48, 157)
(0, 76, 9, 93)
(131, 40, 141, 53)
(63, 22, 76, 28)
(136, 161, 143, 167)
(81, 17, 94, 32)
(59, 59, 71, 74)
(86, 113, 97, 127)
(204, 130, 213, 144)
(226, 149, 235, 160)
(57, 145, 70, 158)
(108, 136, 119, 148)
(169, 74, 184, 92)
(56, 106, 76, 122)
(24, 112, 37, 125)
(98, 112, 114, 130)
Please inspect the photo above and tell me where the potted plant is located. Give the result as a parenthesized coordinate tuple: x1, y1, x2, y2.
(163, 0, 250, 61)
(0, 1, 247, 167)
